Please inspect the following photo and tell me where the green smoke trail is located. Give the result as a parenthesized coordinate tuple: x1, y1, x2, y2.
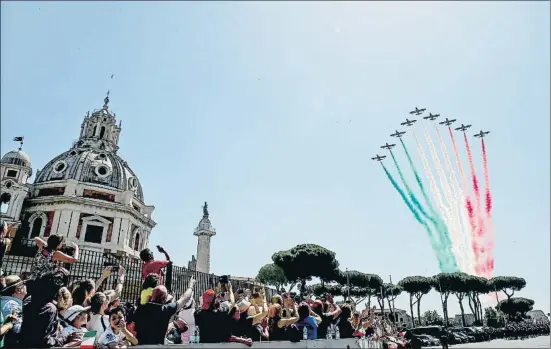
(398, 138, 459, 272)
(381, 164, 453, 271)
(389, 150, 434, 234)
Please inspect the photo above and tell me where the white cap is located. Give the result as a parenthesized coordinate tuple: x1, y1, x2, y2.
(63, 305, 91, 322)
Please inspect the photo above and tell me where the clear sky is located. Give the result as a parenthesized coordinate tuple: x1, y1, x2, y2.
(2, 2, 549, 316)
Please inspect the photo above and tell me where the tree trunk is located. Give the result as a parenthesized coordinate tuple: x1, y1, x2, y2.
(417, 296, 422, 326)
(440, 294, 448, 325)
(409, 294, 415, 327)
(467, 295, 477, 321)
(387, 298, 395, 323)
(367, 294, 372, 309)
(457, 294, 466, 327)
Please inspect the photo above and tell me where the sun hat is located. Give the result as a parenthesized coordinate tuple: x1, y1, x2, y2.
(64, 305, 91, 322)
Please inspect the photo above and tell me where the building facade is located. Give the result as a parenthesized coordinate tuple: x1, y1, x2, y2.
(0, 94, 156, 258)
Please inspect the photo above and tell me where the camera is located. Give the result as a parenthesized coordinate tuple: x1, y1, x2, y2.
(219, 275, 230, 284)
(103, 261, 120, 273)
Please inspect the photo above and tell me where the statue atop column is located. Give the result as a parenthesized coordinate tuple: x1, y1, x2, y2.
(202, 201, 209, 217)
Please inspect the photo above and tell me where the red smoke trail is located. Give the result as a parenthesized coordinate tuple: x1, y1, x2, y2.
(482, 139, 494, 278)
(463, 132, 486, 275)
(449, 128, 479, 271)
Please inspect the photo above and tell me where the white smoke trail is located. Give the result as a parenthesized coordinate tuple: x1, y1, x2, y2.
(419, 122, 468, 273)
(434, 124, 476, 275)
(411, 131, 454, 258)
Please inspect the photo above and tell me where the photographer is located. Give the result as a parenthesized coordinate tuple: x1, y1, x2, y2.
(31, 235, 79, 283)
(0, 275, 27, 347)
(0, 312, 18, 348)
(139, 246, 170, 284)
(134, 276, 195, 345)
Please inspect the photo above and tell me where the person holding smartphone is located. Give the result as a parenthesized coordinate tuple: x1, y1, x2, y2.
(139, 246, 171, 284)
(97, 306, 138, 349)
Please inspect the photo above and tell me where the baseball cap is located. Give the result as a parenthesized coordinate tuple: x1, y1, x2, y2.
(64, 305, 91, 322)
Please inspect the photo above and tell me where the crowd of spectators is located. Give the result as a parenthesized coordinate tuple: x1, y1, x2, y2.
(0, 219, 383, 348)
(1, 221, 547, 348)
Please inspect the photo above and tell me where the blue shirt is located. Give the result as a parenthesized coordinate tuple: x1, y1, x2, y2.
(296, 316, 318, 340)
(1, 297, 22, 334)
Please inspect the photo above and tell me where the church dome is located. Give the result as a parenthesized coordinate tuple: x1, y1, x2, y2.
(1, 150, 32, 169)
(35, 148, 145, 202)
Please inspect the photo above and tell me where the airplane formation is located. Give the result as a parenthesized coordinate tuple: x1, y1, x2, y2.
(372, 107, 490, 162)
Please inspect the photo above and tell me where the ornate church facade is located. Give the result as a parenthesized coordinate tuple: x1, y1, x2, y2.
(1, 94, 215, 271)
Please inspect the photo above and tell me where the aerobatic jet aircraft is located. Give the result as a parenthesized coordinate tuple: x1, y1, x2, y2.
(439, 118, 456, 126)
(380, 143, 396, 150)
(409, 107, 426, 115)
(423, 113, 440, 121)
(473, 130, 490, 138)
(400, 118, 417, 127)
(390, 130, 406, 138)
(371, 154, 386, 162)
(455, 124, 472, 132)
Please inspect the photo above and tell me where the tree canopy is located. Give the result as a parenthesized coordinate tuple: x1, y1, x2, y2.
(256, 263, 288, 290)
(490, 276, 527, 299)
(497, 297, 535, 320)
(272, 244, 340, 291)
(398, 276, 433, 326)
(305, 283, 343, 297)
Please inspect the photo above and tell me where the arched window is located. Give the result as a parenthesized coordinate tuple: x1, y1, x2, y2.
(0, 193, 11, 214)
(134, 233, 141, 251)
(30, 217, 43, 238)
(92, 126, 97, 137)
(99, 126, 106, 139)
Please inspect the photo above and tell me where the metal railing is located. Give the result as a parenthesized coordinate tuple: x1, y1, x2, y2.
(2, 238, 275, 304)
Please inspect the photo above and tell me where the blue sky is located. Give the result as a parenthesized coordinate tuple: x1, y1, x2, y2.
(2, 2, 549, 315)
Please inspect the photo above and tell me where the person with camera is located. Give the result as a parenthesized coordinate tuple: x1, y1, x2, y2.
(139, 246, 170, 284)
(0, 275, 27, 347)
(30, 235, 79, 283)
(96, 306, 138, 349)
(133, 276, 195, 345)
(311, 294, 341, 339)
(87, 266, 126, 342)
(0, 311, 19, 348)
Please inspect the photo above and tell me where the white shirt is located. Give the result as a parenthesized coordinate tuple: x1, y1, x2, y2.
(178, 307, 196, 344)
(87, 313, 110, 340)
(61, 324, 88, 339)
(97, 327, 125, 349)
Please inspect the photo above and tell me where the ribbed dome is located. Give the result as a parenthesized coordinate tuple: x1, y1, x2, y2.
(1, 150, 32, 168)
(35, 148, 144, 202)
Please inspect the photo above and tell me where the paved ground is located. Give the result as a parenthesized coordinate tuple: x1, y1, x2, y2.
(430, 336, 550, 348)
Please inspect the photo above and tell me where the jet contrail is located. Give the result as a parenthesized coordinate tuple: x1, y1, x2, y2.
(411, 131, 458, 272)
(481, 138, 494, 278)
(381, 163, 453, 271)
(434, 124, 474, 275)
(463, 132, 486, 276)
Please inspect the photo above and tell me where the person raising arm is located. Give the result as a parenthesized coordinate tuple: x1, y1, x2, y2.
(34, 236, 79, 264)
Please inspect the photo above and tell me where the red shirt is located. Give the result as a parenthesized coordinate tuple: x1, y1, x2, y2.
(142, 260, 170, 283)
